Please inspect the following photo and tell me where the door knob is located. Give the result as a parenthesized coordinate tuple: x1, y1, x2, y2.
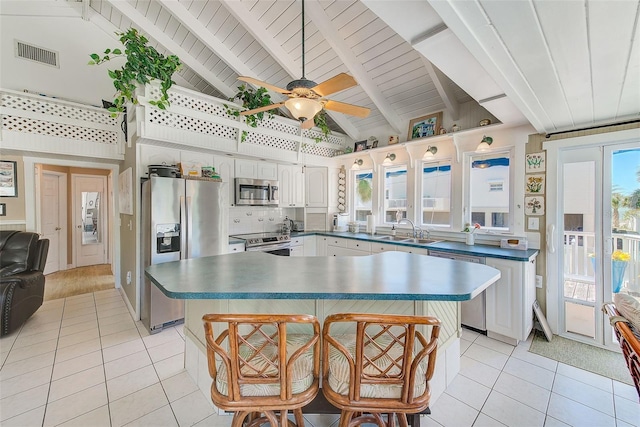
(77, 225, 82, 229)
(55, 227, 61, 231)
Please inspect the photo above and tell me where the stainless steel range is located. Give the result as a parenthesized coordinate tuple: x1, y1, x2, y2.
(231, 232, 291, 256)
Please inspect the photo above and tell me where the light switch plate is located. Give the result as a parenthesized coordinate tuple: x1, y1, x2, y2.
(528, 217, 539, 230)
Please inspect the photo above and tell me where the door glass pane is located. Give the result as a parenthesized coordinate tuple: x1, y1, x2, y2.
(469, 153, 510, 230)
(563, 161, 596, 338)
(353, 170, 372, 222)
(383, 165, 407, 223)
(421, 162, 451, 227)
(611, 148, 640, 294)
(82, 191, 101, 245)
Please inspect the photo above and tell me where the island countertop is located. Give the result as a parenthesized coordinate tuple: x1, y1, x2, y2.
(145, 251, 501, 301)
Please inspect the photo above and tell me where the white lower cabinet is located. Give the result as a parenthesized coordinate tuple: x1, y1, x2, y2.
(396, 245, 429, 255)
(228, 242, 245, 253)
(485, 257, 537, 344)
(290, 235, 304, 257)
(327, 237, 369, 257)
(303, 236, 316, 256)
(316, 236, 328, 256)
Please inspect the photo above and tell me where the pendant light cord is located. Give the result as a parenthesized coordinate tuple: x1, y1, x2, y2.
(301, 0, 306, 79)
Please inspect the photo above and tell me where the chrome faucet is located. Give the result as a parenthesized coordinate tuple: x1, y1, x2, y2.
(397, 218, 421, 238)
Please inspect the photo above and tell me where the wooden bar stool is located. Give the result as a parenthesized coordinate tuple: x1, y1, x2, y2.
(203, 313, 321, 427)
(321, 313, 441, 427)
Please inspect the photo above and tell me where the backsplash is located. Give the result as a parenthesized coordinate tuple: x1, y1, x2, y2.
(228, 207, 302, 235)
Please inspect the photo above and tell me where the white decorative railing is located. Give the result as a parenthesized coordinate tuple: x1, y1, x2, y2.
(139, 83, 348, 163)
(563, 231, 639, 291)
(0, 89, 124, 160)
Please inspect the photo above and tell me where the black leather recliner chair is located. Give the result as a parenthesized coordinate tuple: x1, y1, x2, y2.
(0, 231, 49, 336)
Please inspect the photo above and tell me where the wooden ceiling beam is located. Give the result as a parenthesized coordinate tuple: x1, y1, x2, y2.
(421, 57, 460, 121)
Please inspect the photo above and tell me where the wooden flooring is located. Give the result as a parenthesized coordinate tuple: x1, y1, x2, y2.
(44, 264, 115, 301)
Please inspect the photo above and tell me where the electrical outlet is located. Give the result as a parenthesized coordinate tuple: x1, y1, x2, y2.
(528, 217, 540, 230)
(126, 271, 132, 285)
(535, 275, 543, 288)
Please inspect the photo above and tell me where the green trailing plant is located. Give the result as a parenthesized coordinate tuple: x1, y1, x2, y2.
(225, 84, 276, 142)
(88, 28, 182, 116)
(311, 110, 331, 143)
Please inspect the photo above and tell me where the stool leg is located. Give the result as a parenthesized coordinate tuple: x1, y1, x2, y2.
(293, 408, 305, 427)
(398, 413, 409, 427)
(339, 410, 354, 427)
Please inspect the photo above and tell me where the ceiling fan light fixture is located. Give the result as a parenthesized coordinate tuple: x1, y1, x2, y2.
(423, 146, 438, 159)
(476, 135, 494, 152)
(285, 97, 322, 121)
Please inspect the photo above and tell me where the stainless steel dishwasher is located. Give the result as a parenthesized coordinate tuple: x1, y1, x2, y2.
(428, 250, 486, 331)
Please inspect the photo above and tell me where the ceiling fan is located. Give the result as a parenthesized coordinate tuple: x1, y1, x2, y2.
(236, 0, 371, 129)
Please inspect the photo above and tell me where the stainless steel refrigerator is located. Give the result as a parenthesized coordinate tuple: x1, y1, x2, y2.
(141, 176, 228, 334)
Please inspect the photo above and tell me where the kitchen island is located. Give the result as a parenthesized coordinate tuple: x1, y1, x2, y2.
(145, 250, 501, 407)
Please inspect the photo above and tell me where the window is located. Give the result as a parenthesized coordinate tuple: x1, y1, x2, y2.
(383, 165, 407, 223)
(469, 152, 511, 230)
(353, 170, 372, 222)
(421, 161, 451, 227)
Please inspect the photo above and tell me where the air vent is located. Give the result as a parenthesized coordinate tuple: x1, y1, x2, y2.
(15, 40, 59, 68)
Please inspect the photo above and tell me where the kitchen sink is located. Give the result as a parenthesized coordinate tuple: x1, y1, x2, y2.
(403, 238, 443, 245)
(374, 235, 412, 242)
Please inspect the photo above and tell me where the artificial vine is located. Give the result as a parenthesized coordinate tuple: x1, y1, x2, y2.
(224, 84, 277, 142)
(89, 28, 182, 116)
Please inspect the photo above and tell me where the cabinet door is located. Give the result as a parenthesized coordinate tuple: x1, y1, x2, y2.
(257, 162, 278, 180)
(485, 258, 525, 341)
(396, 246, 429, 255)
(214, 155, 235, 206)
(292, 166, 305, 207)
(316, 236, 327, 256)
(139, 145, 181, 178)
(228, 243, 245, 253)
(235, 159, 257, 178)
(305, 167, 328, 207)
(181, 151, 214, 175)
(290, 246, 304, 257)
(278, 165, 293, 207)
(303, 236, 317, 256)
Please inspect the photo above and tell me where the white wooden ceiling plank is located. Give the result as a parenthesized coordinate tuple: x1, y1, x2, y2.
(480, 0, 573, 130)
(238, 40, 265, 65)
(173, 25, 190, 45)
(247, 0, 272, 18)
(306, 0, 403, 133)
(357, 36, 407, 66)
(207, 5, 233, 37)
(266, 2, 299, 37)
(104, 0, 236, 98)
(144, 0, 161, 23)
(232, 33, 255, 55)
(349, 25, 395, 57)
(195, 0, 218, 24)
(185, 0, 206, 19)
(372, 59, 424, 87)
(361, 44, 413, 73)
(164, 16, 180, 38)
(617, 19, 640, 118)
(337, 7, 377, 40)
(134, 0, 151, 17)
(588, 0, 639, 122)
(155, 8, 171, 31)
(331, 1, 362, 31)
(215, 17, 240, 44)
(380, 73, 432, 98)
(368, 54, 416, 80)
(258, 1, 293, 30)
(309, 59, 348, 83)
(188, 39, 207, 61)
(221, 0, 361, 139)
(221, 23, 246, 48)
(324, 0, 352, 21)
(533, 1, 592, 126)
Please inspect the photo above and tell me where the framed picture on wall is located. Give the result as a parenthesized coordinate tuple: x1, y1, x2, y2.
(408, 112, 443, 140)
(0, 160, 18, 197)
(354, 140, 367, 152)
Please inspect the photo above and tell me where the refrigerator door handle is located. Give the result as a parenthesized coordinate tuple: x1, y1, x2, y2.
(186, 196, 192, 259)
(180, 195, 187, 260)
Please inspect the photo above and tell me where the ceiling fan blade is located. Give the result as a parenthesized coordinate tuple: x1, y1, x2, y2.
(239, 102, 286, 116)
(323, 100, 370, 118)
(237, 76, 290, 94)
(312, 73, 357, 97)
(301, 118, 315, 129)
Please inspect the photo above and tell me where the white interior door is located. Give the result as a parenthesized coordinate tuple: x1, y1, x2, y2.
(41, 171, 66, 274)
(74, 175, 107, 267)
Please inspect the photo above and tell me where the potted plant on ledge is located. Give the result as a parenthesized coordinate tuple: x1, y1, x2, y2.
(88, 28, 182, 116)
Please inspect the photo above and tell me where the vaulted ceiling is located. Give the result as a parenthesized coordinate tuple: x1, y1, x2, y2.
(1, 0, 638, 142)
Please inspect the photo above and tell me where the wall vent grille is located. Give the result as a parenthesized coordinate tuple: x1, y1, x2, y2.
(15, 40, 59, 68)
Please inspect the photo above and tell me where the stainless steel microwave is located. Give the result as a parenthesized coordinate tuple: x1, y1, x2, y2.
(235, 178, 279, 206)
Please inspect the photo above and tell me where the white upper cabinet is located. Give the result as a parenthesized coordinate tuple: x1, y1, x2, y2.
(213, 155, 235, 206)
(305, 167, 328, 208)
(278, 165, 305, 207)
(257, 162, 278, 180)
(235, 159, 278, 180)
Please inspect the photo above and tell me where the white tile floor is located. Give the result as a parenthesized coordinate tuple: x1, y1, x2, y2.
(1, 289, 638, 427)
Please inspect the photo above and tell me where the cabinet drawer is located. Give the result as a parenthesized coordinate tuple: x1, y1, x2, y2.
(327, 238, 347, 247)
(290, 236, 304, 246)
(371, 243, 396, 253)
(346, 240, 371, 252)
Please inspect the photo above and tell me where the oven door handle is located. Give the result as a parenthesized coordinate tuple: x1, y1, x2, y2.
(246, 243, 291, 252)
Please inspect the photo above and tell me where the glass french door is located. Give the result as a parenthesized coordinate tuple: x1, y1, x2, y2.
(552, 143, 639, 348)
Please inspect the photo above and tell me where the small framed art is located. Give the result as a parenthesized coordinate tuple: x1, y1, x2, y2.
(354, 140, 367, 152)
(0, 160, 18, 197)
(408, 112, 443, 140)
